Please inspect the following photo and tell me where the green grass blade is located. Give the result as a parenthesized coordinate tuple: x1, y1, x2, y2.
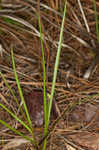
(11, 46, 38, 147)
(42, 1, 67, 150)
(0, 120, 33, 142)
(0, 72, 20, 107)
(11, 46, 33, 130)
(38, 15, 47, 128)
(0, 103, 32, 133)
(0, 72, 27, 121)
(93, 0, 99, 42)
(38, 13, 48, 150)
(48, 1, 67, 124)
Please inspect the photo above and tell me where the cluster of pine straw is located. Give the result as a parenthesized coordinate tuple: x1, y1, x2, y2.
(0, 0, 99, 150)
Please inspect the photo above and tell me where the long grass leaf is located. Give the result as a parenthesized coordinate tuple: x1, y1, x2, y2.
(11, 46, 33, 130)
(11, 46, 38, 148)
(0, 72, 27, 121)
(38, 10, 48, 150)
(0, 103, 32, 133)
(93, 0, 99, 42)
(0, 72, 20, 107)
(42, 1, 67, 150)
(48, 1, 67, 124)
(38, 15, 47, 129)
(0, 120, 33, 142)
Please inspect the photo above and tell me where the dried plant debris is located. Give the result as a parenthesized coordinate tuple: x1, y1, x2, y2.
(68, 132, 99, 150)
(70, 103, 99, 123)
(1, 0, 99, 150)
(1, 138, 29, 150)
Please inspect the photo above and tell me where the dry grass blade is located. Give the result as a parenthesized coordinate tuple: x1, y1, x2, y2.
(0, 93, 9, 106)
(77, 0, 90, 33)
(1, 138, 29, 150)
(0, 15, 40, 35)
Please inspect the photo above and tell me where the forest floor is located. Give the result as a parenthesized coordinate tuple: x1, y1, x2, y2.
(0, 0, 99, 150)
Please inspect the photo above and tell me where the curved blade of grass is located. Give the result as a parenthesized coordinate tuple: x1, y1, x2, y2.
(0, 120, 33, 142)
(38, 7, 47, 150)
(0, 15, 40, 36)
(38, 14, 47, 130)
(11, 46, 38, 147)
(93, 0, 99, 42)
(11, 46, 33, 130)
(0, 103, 32, 133)
(0, 72, 20, 107)
(0, 72, 27, 121)
(48, 0, 67, 125)
(42, 1, 67, 150)
(2, 16, 23, 26)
